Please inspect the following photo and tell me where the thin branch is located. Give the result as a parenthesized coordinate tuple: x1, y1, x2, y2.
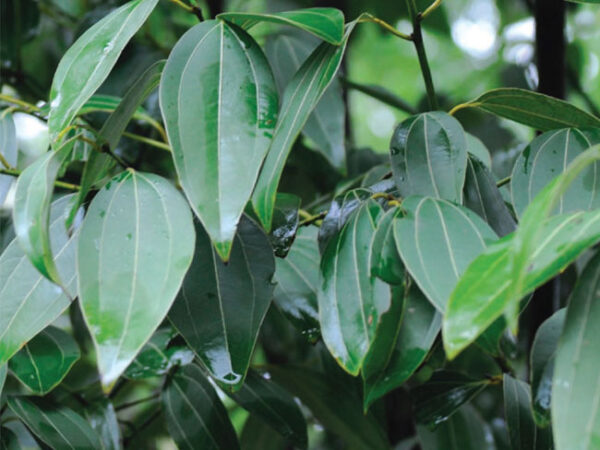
(115, 393, 160, 412)
(167, 0, 204, 20)
(496, 176, 511, 188)
(420, 0, 443, 20)
(448, 101, 479, 116)
(0, 167, 80, 191)
(358, 13, 413, 41)
(0, 94, 40, 112)
(122, 132, 171, 152)
(340, 77, 417, 114)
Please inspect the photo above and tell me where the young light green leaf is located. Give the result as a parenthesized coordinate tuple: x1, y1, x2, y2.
(217, 8, 345, 45)
(77, 170, 195, 391)
(162, 363, 240, 450)
(0, 195, 79, 366)
(168, 216, 275, 392)
(394, 196, 497, 312)
(318, 200, 391, 375)
(160, 20, 278, 261)
(468, 88, 600, 131)
(8, 397, 102, 449)
(390, 112, 468, 203)
(9, 326, 80, 395)
(0, 112, 18, 205)
(48, 0, 159, 141)
(552, 251, 600, 450)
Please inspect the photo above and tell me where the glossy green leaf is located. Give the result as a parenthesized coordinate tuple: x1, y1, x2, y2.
(390, 112, 468, 203)
(269, 193, 300, 258)
(466, 133, 492, 169)
(9, 326, 80, 395)
(370, 207, 404, 284)
(160, 20, 277, 261)
(418, 404, 495, 450)
(413, 371, 489, 428)
(240, 415, 286, 450)
(363, 284, 441, 409)
(13, 139, 73, 283)
(470, 88, 600, 131)
(229, 370, 307, 449)
(83, 399, 120, 450)
(530, 309, 565, 428)
(218, 8, 344, 45)
(0, 196, 79, 366)
(0, 112, 18, 205)
(510, 128, 600, 218)
(78, 94, 154, 124)
(124, 328, 194, 380)
(265, 32, 346, 172)
(553, 251, 600, 450)
(464, 157, 516, 237)
(7, 396, 102, 449)
(48, 0, 158, 141)
(267, 365, 390, 450)
(0, 426, 21, 450)
(162, 363, 240, 450)
(395, 196, 497, 312)
(272, 226, 320, 341)
(318, 200, 391, 375)
(77, 170, 195, 390)
(252, 22, 356, 231)
(169, 216, 275, 392)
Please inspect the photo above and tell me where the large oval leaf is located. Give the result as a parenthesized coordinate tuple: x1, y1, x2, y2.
(394, 196, 497, 312)
(162, 363, 240, 450)
(552, 251, 600, 450)
(390, 112, 467, 203)
(77, 170, 195, 390)
(0, 195, 79, 366)
(510, 128, 600, 218)
(168, 216, 275, 392)
(9, 326, 80, 395)
(160, 20, 278, 261)
(48, 0, 158, 140)
(0, 112, 18, 205)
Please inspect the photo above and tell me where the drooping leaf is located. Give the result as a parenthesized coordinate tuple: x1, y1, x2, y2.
(318, 200, 391, 375)
(77, 170, 195, 390)
(466, 133, 492, 169)
(464, 157, 516, 237)
(468, 88, 600, 131)
(363, 284, 441, 409)
(510, 128, 600, 218)
(228, 370, 308, 449)
(7, 397, 102, 449)
(77, 94, 155, 126)
(169, 216, 275, 392)
(265, 32, 346, 172)
(553, 251, 600, 450)
(272, 226, 320, 341)
(394, 196, 497, 312)
(9, 326, 80, 395)
(84, 399, 120, 450)
(0, 112, 18, 205)
(269, 193, 300, 258)
(217, 8, 345, 45)
(370, 207, 404, 284)
(0, 195, 79, 366)
(48, 0, 159, 141)
(390, 112, 468, 203)
(160, 20, 278, 261)
(162, 363, 240, 450)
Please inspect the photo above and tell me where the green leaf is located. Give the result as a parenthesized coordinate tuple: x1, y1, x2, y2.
(390, 112, 468, 203)
(469, 88, 600, 131)
(228, 370, 308, 449)
(124, 327, 194, 380)
(530, 308, 565, 428)
(464, 156, 516, 237)
(160, 20, 278, 261)
(169, 216, 275, 392)
(9, 326, 80, 395)
(162, 363, 240, 450)
(252, 22, 357, 231)
(78, 94, 154, 124)
(13, 139, 74, 283)
(0, 195, 79, 366)
(48, 0, 158, 141)
(83, 399, 120, 450)
(510, 128, 600, 218)
(265, 32, 346, 172)
(0, 112, 18, 205)
(272, 226, 320, 341)
(77, 170, 195, 390)
(370, 207, 404, 285)
(417, 404, 495, 450)
(269, 193, 300, 258)
(217, 8, 345, 45)
(240, 415, 286, 450)
(0, 363, 6, 396)
(363, 284, 441, 410)
(7, 396, 102, 449)
(466, 133, 492, 169)
(0, 426, 21, 450)
(413, 371, 489, 428)
(394, 196, 497, 312)
(553, 251, 600, 450)
(318, 199, 391, 375)
(267, 365, 390, 450)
